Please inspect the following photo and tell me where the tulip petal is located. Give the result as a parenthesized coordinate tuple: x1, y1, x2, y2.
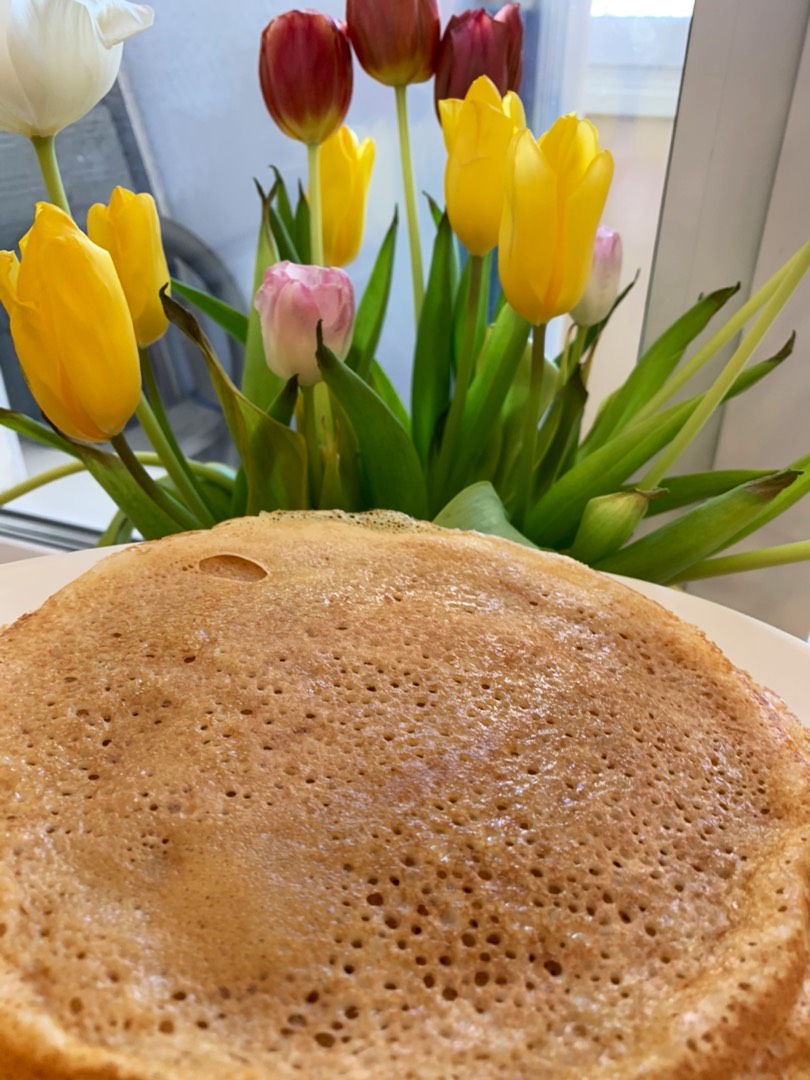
(10, 203, 140, 441)
(498, 130, 557, 324)
(92, 1, 154, 48)
(467, 74, 503, 108)
(438, 98, 463, 152)
(0, 250, 20, 312)
(502, 91, 525, 129)
(320, 126, 375, 267)
(5, 0, 151, 137)
(444, 91, 523, 256)
(550, 150, 614, 317)
(88, 186, 169, 346)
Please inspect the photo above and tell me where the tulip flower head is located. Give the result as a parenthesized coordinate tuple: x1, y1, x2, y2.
(319, 126, 375, 268)
(571, 226, 623, 328)
(259, 11, 352, 145)
(440, 75, 526, 257)
(0, 0, 153, 138)
(254, 262, 355, 387)
(0, 203, 141, 442)
(499, 115, 614, 325)
(434, 4, 523, 115)
(346, 0, 439, 87)
(87, 186, 170, 347)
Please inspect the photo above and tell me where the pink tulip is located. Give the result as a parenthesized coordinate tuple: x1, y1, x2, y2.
(254, 262, 355, 386)
(570, 227, 623, 327)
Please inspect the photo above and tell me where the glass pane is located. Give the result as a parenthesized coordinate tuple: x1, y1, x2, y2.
(0, 0, 693, 541)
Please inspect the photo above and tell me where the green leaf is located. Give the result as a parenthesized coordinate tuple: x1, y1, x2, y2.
(230, 465, 248, 517)
(266, 376, 299, 425)
(316, 328, 428, 519)
(534, 369, 588, 497)
(425, 192, 444, 229)
(642, 469, 774, 516)
(434, 482, 538, 550)
(164, 290, 307, 513)
(527, 351, 787, 549)
(241, 182, 287, 410)
(268, 205, 302, 263)
(453, 251, 491, 379)
(0, 408, 79, 456)
(294, 180, 311, 264)
(75, 443, 187, 540)
(580, 284, 740, 457)
(526, 398, 695, 548)
(346, 210, 398, 379)
(368, 360, 410, 434)
(722, 452, 810, 549)
(411, 213, 456, 466)
(169, 279, 248, 345)
(441, 304, 531, 496)
(594, 471, 800, 583)
(97, 508, 133, 547)
(270, 166, 296, 235)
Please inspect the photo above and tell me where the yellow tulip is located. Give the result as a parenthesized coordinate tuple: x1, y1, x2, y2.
(0, 203, 140, 444)
(87, 186, 170, 347)
(498, 114, 614, 325)
(319, 126, 375, 267)
(439, 74, 525, 256)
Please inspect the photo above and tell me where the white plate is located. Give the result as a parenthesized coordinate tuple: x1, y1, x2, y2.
(1, 548, 808, 725)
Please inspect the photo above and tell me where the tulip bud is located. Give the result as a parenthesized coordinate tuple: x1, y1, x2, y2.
(259, 11, 352, 146)
(0, 204, 141, 443)
(346, 0, 439, 87)
(569, 490, 653, 566)
(0, 0, 153, 138)
(434, 4, 523, 115)
(499, 116, 614, 326)
(571, 227, 623, 328)
(440, 76, 525, 257)
(319, 127, 375, 267)
(254, 262, 354, 387)
(87, 187, 170, 347)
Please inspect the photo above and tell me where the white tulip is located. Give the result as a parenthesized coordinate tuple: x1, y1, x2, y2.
(0, 0, 154, 138)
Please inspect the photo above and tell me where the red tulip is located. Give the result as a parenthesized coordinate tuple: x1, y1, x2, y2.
(346, 0, 439, 87)
(434, 4, 523, 113)
(259, 11, 353, 145)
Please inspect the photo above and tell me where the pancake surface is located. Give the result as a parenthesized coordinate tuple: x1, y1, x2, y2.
(1, 511, 809, 1079)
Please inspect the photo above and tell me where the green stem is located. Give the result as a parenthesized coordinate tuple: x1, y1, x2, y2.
(633, 242, 810, 425)
(135, 394, 216, 526)
(433, 254, 485, 501)
(514, 324, 547, 528)
(30, 135, 71, 215)
(671, 539, 810, 582)
(307, 142, 324, 266)
(301, 384, 323, 504)
(0, 453, 233, 510)
(558, 322, 587, 389)
(110, 432, 200, 531)
(0, 460, 85, 506)
(97, 508, 132, 547)
(640, 243, 810, 490)
(395, 84, 425, 326)
(139, 349, 219, 520)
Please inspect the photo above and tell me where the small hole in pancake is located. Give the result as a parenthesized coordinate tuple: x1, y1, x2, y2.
(198, 554, 268, 582)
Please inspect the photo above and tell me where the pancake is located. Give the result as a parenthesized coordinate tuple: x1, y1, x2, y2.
(0, 510, 809, 1079)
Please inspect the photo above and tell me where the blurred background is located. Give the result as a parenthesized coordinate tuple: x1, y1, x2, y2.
(1, 0, 808, 637)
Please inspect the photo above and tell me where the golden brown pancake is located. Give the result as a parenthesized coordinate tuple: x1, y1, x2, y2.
(0, 511, 809, 1079)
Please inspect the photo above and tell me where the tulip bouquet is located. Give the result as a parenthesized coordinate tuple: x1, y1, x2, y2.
(1, 0, 809, 586)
